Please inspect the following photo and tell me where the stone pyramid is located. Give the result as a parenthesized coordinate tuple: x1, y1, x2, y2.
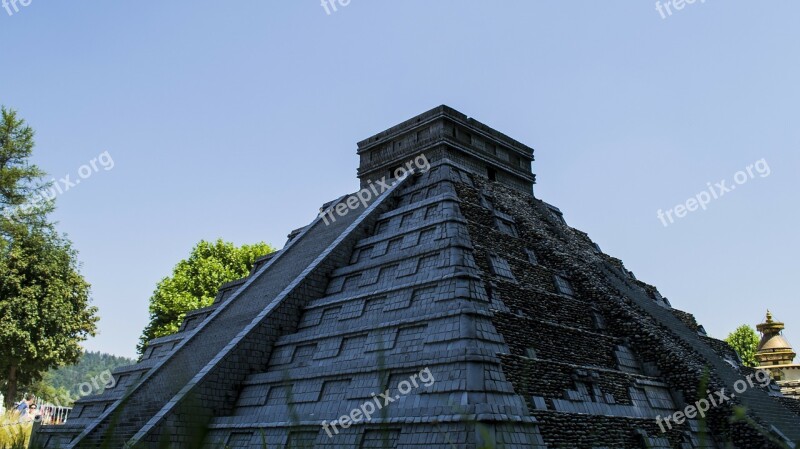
(33, 106, 800, 449)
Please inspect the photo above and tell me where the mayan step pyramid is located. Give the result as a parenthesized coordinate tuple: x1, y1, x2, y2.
(32, 106, 800, 449)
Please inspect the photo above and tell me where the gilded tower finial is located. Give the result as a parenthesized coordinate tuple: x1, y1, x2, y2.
(756, 310, 795, 367)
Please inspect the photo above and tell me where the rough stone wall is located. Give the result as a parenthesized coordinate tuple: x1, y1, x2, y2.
(454, 173, 794, 449)
(701, 336, 741, 363)
(670, 309, 700, 332)
(534, 414, 688, 448)
(776, 397, 800, 417)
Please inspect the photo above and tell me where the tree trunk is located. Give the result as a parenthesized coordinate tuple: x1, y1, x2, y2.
(5, 363, 17, 410)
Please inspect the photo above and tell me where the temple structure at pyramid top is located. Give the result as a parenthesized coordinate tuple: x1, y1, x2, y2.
(32, 106, 800, 449)
(356, 105, 535, 194)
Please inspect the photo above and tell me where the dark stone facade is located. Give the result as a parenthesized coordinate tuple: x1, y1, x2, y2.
(33, 106, 800, 448)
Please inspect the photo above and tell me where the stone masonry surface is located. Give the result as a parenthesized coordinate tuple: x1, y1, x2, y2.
(33, 106, 800, 449)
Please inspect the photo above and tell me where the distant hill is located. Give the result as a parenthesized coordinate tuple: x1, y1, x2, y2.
(38, 351, 135, 405)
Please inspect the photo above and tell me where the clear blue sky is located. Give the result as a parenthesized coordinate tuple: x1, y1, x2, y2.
(1, 1, 797, 359)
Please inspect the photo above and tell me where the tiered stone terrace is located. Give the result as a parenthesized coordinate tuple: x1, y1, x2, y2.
(32, 106, 800, 449)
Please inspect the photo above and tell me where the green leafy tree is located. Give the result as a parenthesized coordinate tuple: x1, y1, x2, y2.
(0, 107, 44, 209)
(0, 107, 51, 237)
(0, 105, 99, 410)
(0, 212, 99, 410)
(24, 377, 71, 406)
(726, 324, 761, 367)
(137, 239, 274, 355)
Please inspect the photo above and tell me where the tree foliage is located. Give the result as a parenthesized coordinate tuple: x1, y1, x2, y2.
(0, 107, 44, 211)
(137, 239, 274, 355)
(0, 106, 99, 409)
(726, 324, 761, 367)
(0, 211, 99, 409)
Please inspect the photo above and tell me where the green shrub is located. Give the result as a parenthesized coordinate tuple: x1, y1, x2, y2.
(0, 413, 31, 449)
